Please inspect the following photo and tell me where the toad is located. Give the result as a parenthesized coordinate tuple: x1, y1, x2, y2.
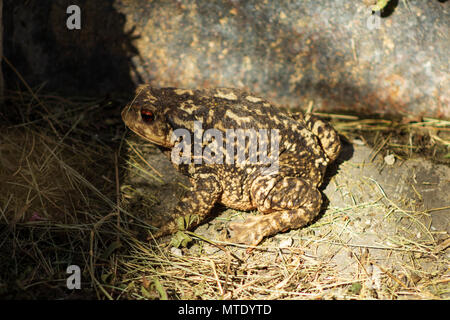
(121, 85, 341, 245)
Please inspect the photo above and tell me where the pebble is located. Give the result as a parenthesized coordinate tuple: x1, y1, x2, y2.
(353, 138, 365, 146)
(279, 237, 293, 248)
(170, 247, 183, 257)
(384, 154, 395, 165)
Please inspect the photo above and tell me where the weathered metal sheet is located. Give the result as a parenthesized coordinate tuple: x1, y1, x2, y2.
(3, 0, 449, 117)
(0, 0, 3, 100)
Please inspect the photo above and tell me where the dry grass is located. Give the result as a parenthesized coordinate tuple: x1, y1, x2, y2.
(116, 177, 449, 300)
(0, 89, 448, 299)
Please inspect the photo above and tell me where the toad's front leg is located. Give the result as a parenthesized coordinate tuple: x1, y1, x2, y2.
(152, 173, 222, 238)
(228, 176, 322, 246)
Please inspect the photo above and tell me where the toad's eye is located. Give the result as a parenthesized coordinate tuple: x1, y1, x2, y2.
(141, 109, 155, 123)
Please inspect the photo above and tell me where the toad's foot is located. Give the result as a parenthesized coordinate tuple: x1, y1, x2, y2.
(228, 207, 321, 246)
(228, 215, 266, 246)
(228, 176, 323, 245)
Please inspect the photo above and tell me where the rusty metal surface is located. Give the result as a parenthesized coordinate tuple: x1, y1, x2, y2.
(3, 0, 449, 117)
(0, 0, 3, 99)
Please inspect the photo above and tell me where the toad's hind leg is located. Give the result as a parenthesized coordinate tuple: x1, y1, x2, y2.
(228, 176, 322, 245)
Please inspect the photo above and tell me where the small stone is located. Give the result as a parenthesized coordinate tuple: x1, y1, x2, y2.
(384, 154, 395, 165)
(170, 247, 183, 257)
(410, 272, 422, 284)
(353, 138, 365, 146)
(279, 237, 293, 248)
(204, 244, 220, 255)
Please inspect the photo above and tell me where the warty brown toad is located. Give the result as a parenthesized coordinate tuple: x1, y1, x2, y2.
(121, 85, 341, 246)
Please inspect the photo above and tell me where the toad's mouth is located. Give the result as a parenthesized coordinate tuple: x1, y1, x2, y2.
(129, 126, 173, 148)
(123, 114, 174, 149)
